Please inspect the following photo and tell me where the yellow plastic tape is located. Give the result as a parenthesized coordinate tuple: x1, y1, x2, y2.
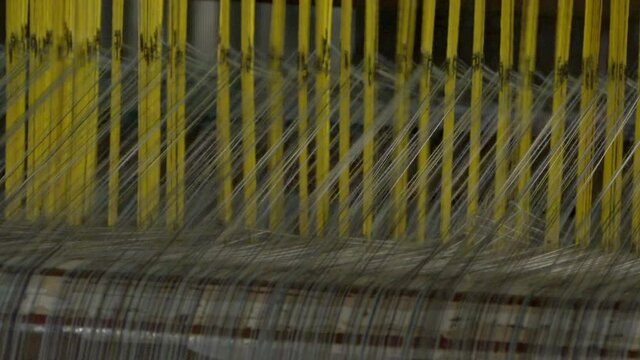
(339, 0, 353, 236)
(576, 0, 602, 247)
(57, 0, 75, 216)
(138, 0, 163, 227)
(28, 0, 52, 220)
(109, 0, 124, 225)
(167, 0, 187, 229)
(494, 0, 514, 228)
(69, 0, 88, 225)
(417, 0, 436, 242)
(298, 0, 311, 235)
(363, 0, 379, 238)
(5, 0, 28, 219)
(393, 0, 417, 238)
(545, 0, 573, 247)
(47, 0, 65, 218)
(602, 0, 629, 250)
(136, 0, 148, 226)
(83, 0, 101, 219)
(516, 0, 539, 236)
(440, 0, 461, 240)
(315, 0, 334, 234)
(241, 0, 257, 227)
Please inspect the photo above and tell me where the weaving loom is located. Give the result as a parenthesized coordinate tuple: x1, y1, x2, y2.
(3, 0, 640, 358)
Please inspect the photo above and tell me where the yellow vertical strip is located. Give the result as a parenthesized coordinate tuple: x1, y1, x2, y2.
(47, 0, 65, 218)
(138, 0, 163, 227)
(27, 0, 49, 220)
(576, 0, 602, 247)
(138, 0, 147, 226)
(298, 0, 311, 234)
(494, 0, 514, 226)
(83, 0, 94, 218)
(5, 0, 29, 218)
(109, 0, 125, 225)
(516, 0, 539, 235)
(83, 0, 94, 220)
(602, 0, 629, 250)
(268, 0, 286, 229)
(58, 2, 75, 216)
(77, 0, 92, 223)
(545, 0, 573, 247)
(635, 13, 640, 249)
(217, 0, 233, 224)
(315, 0, 334, 234)
(26, 0, 36, 219)
(338, 0, 352, 237)
(80, 0, 93, 220)
(467, 0, 484, 229)
(602, 0, 620, 249)
(178, 0, 188, 228)
(69, 0, 87, 225)
(363, 0, 378, 238)
(41, 0, 53, 217)
(440, 0, 461, 241)
(635, 20, 640, 249)
(150, 0, 163, 226)
(167, 0, 176, 228)
(83, 0, 101, 219)
(27, 0, 38, 220)
(53, 0, 73, 215)
(241, 0, 257, 227)
(619, 1, 629, 249)
(416, 0, 436, 242)
(167, 0, 188, 229)
(634, 21, 640, 250)
(137, 0, 148, 226)
(393, 0, 417, 238)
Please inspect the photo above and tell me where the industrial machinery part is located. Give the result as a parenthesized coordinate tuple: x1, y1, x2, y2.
(3, 0, 640, 358)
